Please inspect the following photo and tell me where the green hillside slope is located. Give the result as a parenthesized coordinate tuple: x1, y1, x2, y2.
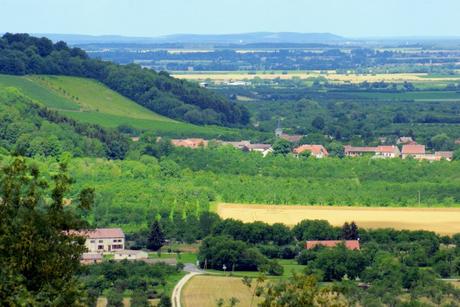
(0, 74, 241, 138)
(0, 33, 250, 126)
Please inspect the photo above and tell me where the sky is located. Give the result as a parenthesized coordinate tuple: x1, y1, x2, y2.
(1, 0, 460, 38)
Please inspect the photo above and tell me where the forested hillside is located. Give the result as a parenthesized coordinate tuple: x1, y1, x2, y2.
(0, 33, 250, 126)
(0, 88, 128, 159)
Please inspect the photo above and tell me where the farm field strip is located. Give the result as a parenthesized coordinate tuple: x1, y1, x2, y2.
(181, 275, 261, 307)
(217, 203, 460, 235)
(173, 72, 460, 83)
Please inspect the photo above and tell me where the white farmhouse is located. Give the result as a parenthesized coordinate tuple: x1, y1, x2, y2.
(76, 228, 125, 253)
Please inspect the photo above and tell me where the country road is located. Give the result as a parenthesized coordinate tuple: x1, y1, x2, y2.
(172, 264, 203, 307)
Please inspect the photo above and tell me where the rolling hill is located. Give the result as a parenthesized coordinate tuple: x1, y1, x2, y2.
(39, 32, 344, 45)
(0, 74, 241, 138)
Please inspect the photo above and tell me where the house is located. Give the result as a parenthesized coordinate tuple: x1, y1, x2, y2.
(305, 240, 360, 250)
(344, 145, 378, 157)
(71, 228, 125, 253)
(247, 144, 273, 157)
(171, 138, 208, 149)
(81, 252, 103, 264)
(293, 144, 329, 158)
(435, 151, 454, 161)
(455, 139, 460, 145)
(220, 140, 251, 150)
(279, 133, 303, 143)
(418, 154, 442, 162)
(375, 145, 400, 158)
(401, 144, 426, 159)
(130, 136, 140, 142)
(113, 250, 149, 260)
(397, 136, 416, 145)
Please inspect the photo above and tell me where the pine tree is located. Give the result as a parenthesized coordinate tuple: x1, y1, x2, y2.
(349, 222, 359, 240)
(147, 220, 165, 251)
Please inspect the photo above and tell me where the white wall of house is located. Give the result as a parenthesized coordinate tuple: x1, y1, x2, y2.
(85, 237, 124, 253)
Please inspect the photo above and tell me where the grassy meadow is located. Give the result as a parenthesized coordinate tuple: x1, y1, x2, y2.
(217, 203, 460, 235)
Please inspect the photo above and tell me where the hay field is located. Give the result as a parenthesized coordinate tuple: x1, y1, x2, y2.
(173, 71, 460, 83)
(217, 203, 460, 235)
(181, 275, 261, 307)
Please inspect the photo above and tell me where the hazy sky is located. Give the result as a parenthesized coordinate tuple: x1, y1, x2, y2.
(2, 0, 459, 37)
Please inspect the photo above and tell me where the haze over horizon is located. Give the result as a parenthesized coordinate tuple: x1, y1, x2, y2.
(2, 0, 460, 38)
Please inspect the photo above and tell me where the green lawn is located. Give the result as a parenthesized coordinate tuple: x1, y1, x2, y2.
(204, 259, 306, 280)
(177, 252, 198, 264)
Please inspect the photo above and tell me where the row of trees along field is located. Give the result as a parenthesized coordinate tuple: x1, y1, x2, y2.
(0, 33, 250, 126)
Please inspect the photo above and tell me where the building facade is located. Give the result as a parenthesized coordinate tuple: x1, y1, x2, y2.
(80, 228, 125, 253)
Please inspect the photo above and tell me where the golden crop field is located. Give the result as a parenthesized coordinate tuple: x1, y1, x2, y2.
(217, 203, 460, 235)
(173, 71, 460, 83)
(181, 275, 261, 307)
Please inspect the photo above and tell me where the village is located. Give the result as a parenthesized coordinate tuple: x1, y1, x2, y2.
(167, 130, 455, 161)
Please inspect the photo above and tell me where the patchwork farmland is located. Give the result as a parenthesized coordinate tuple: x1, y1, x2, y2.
(217, 203, 460, 235)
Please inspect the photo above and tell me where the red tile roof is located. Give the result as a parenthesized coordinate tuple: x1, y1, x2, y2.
(305, 240, 360, 250)
(402, 144, 425, 155)
(294, 144, 329, 156)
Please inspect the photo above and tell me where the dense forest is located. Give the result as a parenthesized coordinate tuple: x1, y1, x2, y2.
(0, 33, 249, 126)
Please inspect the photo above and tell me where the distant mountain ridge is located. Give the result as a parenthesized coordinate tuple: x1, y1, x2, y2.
(35, 32, 344, 45)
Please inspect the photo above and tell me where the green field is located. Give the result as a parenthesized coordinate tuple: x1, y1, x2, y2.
(0, 74, 238, 137)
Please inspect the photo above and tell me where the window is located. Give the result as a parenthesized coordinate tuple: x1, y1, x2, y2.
(90, 240, 95, 243)
(99, 240, 103, 243)
(97, 245, 104, 250)
(112, 244, 123, 250)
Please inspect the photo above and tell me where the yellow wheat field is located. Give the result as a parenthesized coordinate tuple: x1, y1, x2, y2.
(217, 203, 460, 235)
(173, 72, 460, 83)
(181, 275, 261, 307)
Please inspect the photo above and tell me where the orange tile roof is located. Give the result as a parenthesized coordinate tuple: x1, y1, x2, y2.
(305, 240, 360, 250)
(376, 145, 400, 153)
(402, 144, 425, 155)
(294, 144, 329, 156)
